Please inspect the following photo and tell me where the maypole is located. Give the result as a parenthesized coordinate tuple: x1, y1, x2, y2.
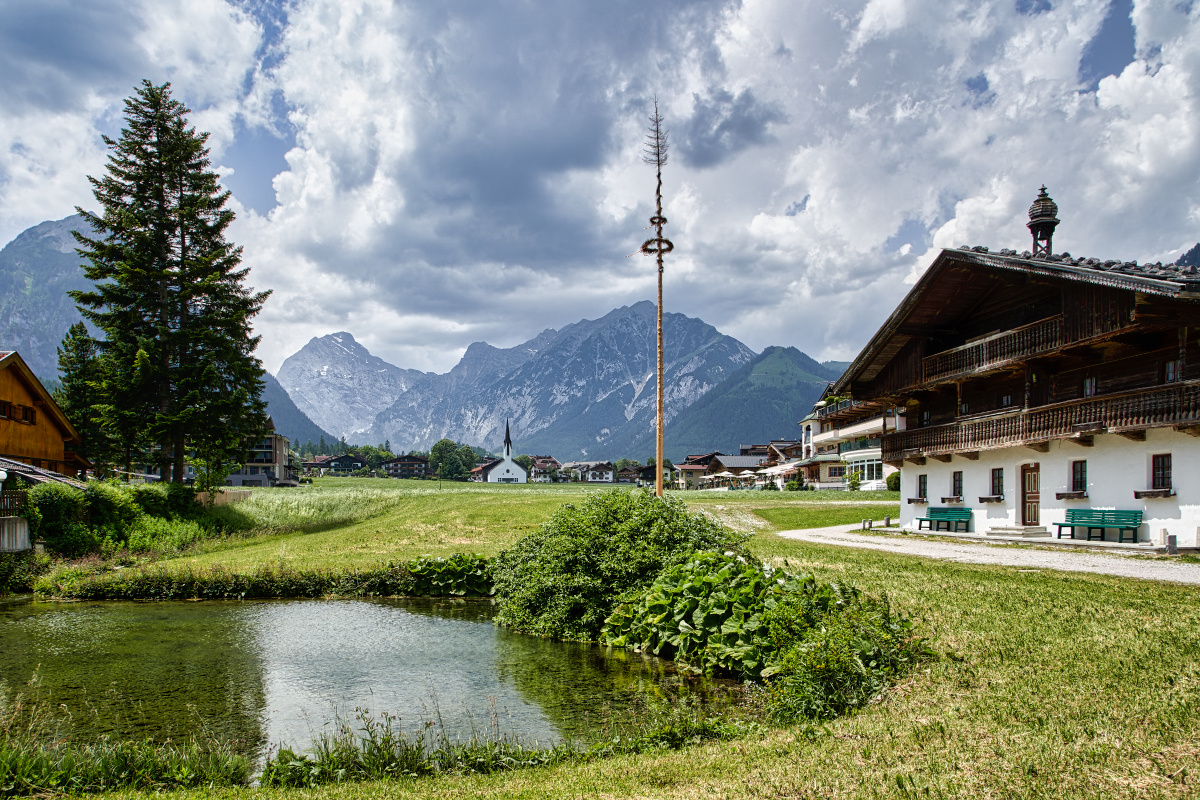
(640, 99, 673, 497)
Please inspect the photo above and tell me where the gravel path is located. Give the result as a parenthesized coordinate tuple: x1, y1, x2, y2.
(776, 525, 1200, 585)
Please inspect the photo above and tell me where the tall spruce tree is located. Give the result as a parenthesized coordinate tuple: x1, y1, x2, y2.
(71, 80, 270, 482)
(54, 322, 110, 470)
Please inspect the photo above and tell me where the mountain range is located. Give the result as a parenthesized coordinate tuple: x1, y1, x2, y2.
(2, 214, 848, 461)
(278, 305, 845, 461)
(0, 214, 336, 446)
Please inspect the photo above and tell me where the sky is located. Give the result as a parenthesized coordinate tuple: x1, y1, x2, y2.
(2, 0, 1198, 374)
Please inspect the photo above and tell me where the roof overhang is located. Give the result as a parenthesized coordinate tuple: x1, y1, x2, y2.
(834, 247, 1197, 397)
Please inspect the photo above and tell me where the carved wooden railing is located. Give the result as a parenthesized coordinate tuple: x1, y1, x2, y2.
(884, 382, 1200, 460)
(921, 315, 1063, 384)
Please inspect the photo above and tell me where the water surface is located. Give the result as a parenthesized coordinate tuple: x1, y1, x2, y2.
(0, 597, 723, 755)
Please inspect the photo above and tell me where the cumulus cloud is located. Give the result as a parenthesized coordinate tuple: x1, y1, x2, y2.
(3, 0, 1200, 373)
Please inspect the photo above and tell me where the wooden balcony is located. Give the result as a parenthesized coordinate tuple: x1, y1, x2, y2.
(922, 315, 1063, 385)
(883, 381, 1200, 461)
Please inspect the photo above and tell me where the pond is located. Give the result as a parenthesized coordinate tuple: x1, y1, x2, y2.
(0, 597, 731, 758)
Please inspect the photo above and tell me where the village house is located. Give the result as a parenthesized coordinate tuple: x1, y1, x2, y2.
(226, 419, 291, 487)
(322, 453, 364, 475)
(701, 454, 766, 487)
(674, 452, 723, 489)
(560, 460, 614, 482)
(0, 351, 88, 478)
(617, 466, 641, 483)
(380, 453, 429, 479)
(528, 455, 561, 482)
(829, 188, 1200, 545)
(797, 392, 904, 491)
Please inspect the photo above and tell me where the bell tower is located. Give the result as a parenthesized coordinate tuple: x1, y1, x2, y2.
(1027, 186, 1060, 256)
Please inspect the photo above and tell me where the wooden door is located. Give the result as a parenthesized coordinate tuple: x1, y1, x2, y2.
(1021, 464, 1040, 526)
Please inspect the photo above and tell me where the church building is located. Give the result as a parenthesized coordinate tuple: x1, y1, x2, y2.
(481, 419, 528, 484)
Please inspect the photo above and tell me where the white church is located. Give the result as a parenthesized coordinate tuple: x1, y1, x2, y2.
(480, 419, 528, 484)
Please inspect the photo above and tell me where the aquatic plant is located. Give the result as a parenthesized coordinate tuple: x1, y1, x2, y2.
(602, 551, 931, 722)
(406, 553, 491, 597)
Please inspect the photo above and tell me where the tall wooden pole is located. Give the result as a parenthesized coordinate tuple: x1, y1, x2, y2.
(640, 100, 672, 497)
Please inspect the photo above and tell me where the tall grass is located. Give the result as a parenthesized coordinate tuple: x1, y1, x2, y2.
(260, 692, 755, 789)
(0, 683, 249, 796)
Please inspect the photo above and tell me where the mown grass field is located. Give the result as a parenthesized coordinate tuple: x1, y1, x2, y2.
(169, 480, 899, 572)
(77, 481, 1200, 798)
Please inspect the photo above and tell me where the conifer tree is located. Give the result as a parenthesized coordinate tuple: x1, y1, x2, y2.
(72, 81, 269, 482)
(54, 323, 110, 471)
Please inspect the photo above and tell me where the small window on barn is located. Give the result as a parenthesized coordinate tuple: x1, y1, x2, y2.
(0, 401, 9, 419)
(991, 468, 1004, 496)
(917, 474, 928, 499)
(1000, 394, 1013, 407)
(951, 471, 963, 497)
(1164, 360, 1181, 383)
(1083, 376, 1097, 397)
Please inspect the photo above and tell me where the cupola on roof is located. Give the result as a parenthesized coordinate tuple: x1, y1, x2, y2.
(1026, 185, 1060, 256)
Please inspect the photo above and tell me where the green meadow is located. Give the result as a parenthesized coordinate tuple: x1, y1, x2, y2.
(22, 480, 1200, 798)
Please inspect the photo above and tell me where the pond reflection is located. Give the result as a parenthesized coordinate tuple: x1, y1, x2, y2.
(0, 597, 727, 757)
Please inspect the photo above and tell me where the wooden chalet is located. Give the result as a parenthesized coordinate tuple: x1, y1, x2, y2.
(831, 188, 1200, 544)
(0, 351, 88, 479)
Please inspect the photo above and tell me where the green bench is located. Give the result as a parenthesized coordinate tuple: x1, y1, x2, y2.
(1054, 509, 1143, 543)
(915, 507, 972, 532)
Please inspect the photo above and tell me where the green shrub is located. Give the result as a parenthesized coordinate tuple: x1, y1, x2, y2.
(130, 483, 171, 517)
(761, 592, 930, 722)
(26, 483, 91, 556)
(0, 550, 50, 594)
(166, 483, 197, 516)
(83, 481, 140, 540)
(784, 480, 800, 491)
(491, 489, 747, 641)
(125, 516, 208, 554)
(762, 481, 779, 491)
(886, 471, 901, 491)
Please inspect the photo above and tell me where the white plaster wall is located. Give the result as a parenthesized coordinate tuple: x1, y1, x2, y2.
(898, 428, 1199, 546)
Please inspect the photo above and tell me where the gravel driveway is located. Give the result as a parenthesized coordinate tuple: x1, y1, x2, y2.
(776, 525, 1200, 585)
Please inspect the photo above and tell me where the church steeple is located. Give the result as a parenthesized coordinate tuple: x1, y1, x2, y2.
(503, 419, 513, 457)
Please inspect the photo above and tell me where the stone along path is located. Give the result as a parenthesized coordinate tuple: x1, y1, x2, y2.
(776, 525, 1200, 585)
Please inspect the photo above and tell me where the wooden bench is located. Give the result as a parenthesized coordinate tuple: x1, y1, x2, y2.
(915, 507, 972, 532)
(1054, 509, 1143, 543)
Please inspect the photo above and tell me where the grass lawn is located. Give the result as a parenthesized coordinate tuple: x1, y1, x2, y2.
(166, 481, 897, 572)
(96, 526, 1200, 799)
